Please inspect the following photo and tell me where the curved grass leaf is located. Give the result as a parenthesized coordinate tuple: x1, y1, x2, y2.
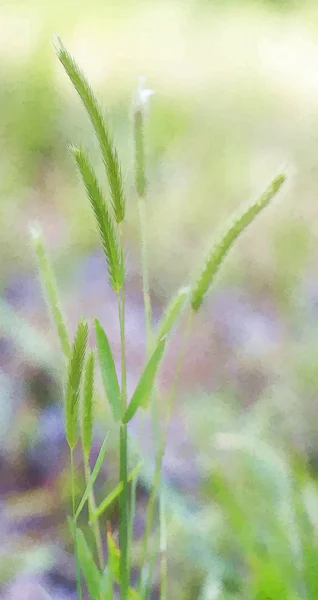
(65, 320, 88, 450)
(76, 528, 101, 600)
(72, 146, 123, 293)
(95, 319, 121, 422)
(155, 286, 190, 344)
(55, 37, 125, 223)
(122, 338, 166, 424)
(31, 226, 70, 358)
(90, 462, 142, 523)
(81, 351, 95, 458)
(191, 174, 286, 312)
(75, 434, 109, 521)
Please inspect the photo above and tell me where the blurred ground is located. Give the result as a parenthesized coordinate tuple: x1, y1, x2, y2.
(2, 0, 318, 598)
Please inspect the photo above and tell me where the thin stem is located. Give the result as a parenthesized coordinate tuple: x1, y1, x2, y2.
(71, 449, 82, 600)
(140, 543, 158, 600)
(84, 456, 104, 570)
(118, 227, 129, 600)
(138, 189, 164, 587)
(129, 474, 138, 567)
(138, 197, 153, 353)
(159, 495, 168, 600)
(139, 309, 193, 595)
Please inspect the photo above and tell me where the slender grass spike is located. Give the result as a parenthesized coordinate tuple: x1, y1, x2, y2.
(81, 350, 95, 458)
(65, 319, 89, 450)
(191, 174, 286, 312)
(31, 225, 70, 358)
(72, 146, 123, 293)
(54, 36, 125, 223)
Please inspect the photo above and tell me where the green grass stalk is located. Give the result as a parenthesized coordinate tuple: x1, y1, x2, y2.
(138, 197, 153, 354)
(118, 230, 129, 600)
(139, 309, 193, 596)
(134, 87, 166, 597)
(71, 449, 83, 600)
(83, 456, 104, 570)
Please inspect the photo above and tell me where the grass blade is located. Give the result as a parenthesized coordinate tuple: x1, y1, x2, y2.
(75, 434, 109, 521)
(31, 226, 70, 358)
(191, 174, 286, 311)
(123, 338, 166, 424)
(100, 566, 114, 600)
(81, 351, 95, 458)
(76, 527, 101, 600)
(155, 286, 190, 344)
(95, 319, 121, 422)
(72, 146, 123, 293)
(90, 463, 142, 523)
(55, 37, 125, 223)
(65, 320, 88, 450)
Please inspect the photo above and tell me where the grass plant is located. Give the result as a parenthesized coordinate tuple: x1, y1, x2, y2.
(32, 38, 287, 600)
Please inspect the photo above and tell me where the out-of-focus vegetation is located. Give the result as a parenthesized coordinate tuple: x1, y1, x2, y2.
(3, 1, 318, 599)
(2, 0, 318, 294)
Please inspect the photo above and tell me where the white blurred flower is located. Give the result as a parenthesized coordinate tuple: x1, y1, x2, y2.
(135, 76, 155, 112)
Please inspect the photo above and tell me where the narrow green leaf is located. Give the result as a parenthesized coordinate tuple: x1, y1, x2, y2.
(90, 463, 142, 523)
(72, 146, 123, 293)
(55, 37, 125, 223)
(75, 434, 109, 521)
(191, 173, 286, 312)
(67, 517, 83, 600)
(76, 528, 101, 600)
(106, 527, 140, 600)
(99, 566, 114, 600)
(95, 319, 121, 422)
(107, 529, 120, 583)
(81, 351, 95, 458)
(155, 286, 190, 344)
(31, 226, 70, 358)
(123, 338, 166, 424)
(65, 320, 88, 450)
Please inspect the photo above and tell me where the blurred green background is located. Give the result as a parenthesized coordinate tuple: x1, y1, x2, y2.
(3, 0, 318, 598)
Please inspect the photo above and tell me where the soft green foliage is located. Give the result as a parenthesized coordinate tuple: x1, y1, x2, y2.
(55, 37, 125, 223)
(76, 528, 101, 600)
(95, 319, 121, 422)
(75, 435, 108, 521)
(65, 320, 88, 450)
(72, 146, 123, 292)
(191, 174, 286, 311)
(123, 337, 166, 423)
(205, 441, 318, 600)
(31, 226, 70, 358)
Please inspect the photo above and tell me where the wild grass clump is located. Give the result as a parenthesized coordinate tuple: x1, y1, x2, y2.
(31, 37, 297, 600)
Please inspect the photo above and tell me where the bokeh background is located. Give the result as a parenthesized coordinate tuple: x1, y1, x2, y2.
(2, 0, 318, 598)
